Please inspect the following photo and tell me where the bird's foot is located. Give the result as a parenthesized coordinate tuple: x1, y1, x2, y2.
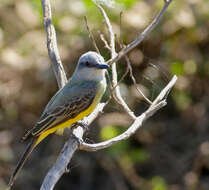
(71, 121, 88, 131)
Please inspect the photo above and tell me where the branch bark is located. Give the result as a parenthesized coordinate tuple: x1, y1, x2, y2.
(41, 0, 67, 89)
(95, 2, 136, 120)
(40, 0, 174, 189)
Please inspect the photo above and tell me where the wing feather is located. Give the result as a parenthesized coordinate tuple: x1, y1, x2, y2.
(23, 81, 97, 140)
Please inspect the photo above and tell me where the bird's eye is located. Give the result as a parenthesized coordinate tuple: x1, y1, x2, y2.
(85, 61, 90, 66)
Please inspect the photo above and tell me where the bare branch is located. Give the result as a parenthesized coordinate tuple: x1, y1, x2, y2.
(99, 32, 111, 50)
(40, 136, 79, 190)
(41, 0, 67, 88)
(85, 103, 106, 125)
(94, 3, 115, 53)
(106, 0, 173, 66)
(84, 16, 100, 54)
(105, 72, 126, 106)
(116, 61, 130, 87)
(119, 11, 123, 45)
(95, 2, 136, 120)
(79, 75, 177, 152)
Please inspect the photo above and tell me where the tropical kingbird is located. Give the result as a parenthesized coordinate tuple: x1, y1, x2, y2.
(8, 51, 109, 188)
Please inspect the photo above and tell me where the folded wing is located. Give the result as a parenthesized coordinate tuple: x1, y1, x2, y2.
(22, 81, 97, 140)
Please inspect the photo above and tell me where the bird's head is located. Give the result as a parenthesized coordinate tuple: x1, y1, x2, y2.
(73, 51, 109, 82)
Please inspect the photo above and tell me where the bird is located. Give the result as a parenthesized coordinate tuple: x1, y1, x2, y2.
(8, 51, 109, 189)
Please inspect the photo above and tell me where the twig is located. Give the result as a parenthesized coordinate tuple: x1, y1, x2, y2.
(105, 71, 128, 107)
(147, 61, 169, 82)
(84, 16, 100, 54)
(149, 75, 177, 107)
(125, 56, 152, 104)
(41, 0, 67, 89)
(116, 61, 130, 87)
(79, 75, 177, 152)
(119, 11, 123, 45)
(99, 32, 111, 50)
(106, 0, 173, 66)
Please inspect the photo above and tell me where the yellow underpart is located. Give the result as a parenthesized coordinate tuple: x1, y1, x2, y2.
(34, 88, 102, 147)
(55, 128, 64, 136)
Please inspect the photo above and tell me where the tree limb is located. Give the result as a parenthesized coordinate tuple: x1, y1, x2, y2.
(41, 0, 67, 89)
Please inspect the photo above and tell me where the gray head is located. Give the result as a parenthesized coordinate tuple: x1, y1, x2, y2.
(72, 51, 109, 82)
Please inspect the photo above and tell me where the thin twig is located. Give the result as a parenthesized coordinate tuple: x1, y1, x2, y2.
(99, 32, 111, 50)
(149, 75, 177, 108)
(125, 56, 152, 104)
(119, 11, 123, 45)
(95, 2, 136, 120)
(147, 61, 169, 82)
(41, 0, 67, 88)
(116, 62, 130, 87)
(84, 16, 100, 54)
(105, 71, 128, 108)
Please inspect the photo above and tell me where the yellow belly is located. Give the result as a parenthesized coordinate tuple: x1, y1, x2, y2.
(35, 89, 102, 147)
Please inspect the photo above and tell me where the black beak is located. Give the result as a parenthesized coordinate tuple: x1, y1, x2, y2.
(96, 63, 109, 69)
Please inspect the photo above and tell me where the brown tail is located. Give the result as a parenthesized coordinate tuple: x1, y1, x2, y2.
(7, 138, 37, 189)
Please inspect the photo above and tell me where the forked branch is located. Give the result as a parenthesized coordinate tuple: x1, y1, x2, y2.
(80, 76, 177, 151)
(95, 2, 136, 119)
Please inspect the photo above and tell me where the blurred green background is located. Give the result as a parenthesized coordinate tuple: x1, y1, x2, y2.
(0, 0, 209, 189)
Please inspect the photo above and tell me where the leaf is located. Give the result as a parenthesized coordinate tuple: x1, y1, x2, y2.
(128, 148, 149, 163)
(100, 125, 119, 140)
(151, 176, 168, 190)
(170, 61, 184, 75)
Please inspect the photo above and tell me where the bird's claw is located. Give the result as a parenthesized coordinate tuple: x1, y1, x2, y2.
(71, 121, 88, 131)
